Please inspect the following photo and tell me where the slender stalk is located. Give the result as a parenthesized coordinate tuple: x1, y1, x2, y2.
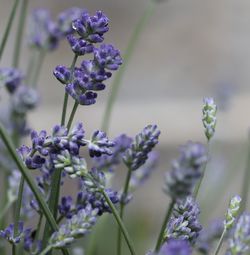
(61, 93, 69, 126)
(213, 228, 226, 255)
(117, 167, 132, 255)
(42, 169, 62, 249)
(101, 189, 137, 255)
(193, 142, 210, 199)
(13, 176, 24, 236)
(42, 54, 78, 250)
(39, 245, 52, 255)
(240, 130, 250, 211)
(12, 244, 17, 255)
(12, 0, 29, 68)
(12, 176, 24, 255)
(101, 0, 156, 132)
(66, 101, 79, 130)
(0, 0, 19, 60)
(154, 200, 175, 252)
(30, 50, 45, 87)
(33, 214, 43, 249)
(61, 54, 78, 126)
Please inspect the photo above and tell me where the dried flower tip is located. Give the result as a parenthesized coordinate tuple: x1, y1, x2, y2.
(202, 97, 217, 141)
(224, 195, 241, 230)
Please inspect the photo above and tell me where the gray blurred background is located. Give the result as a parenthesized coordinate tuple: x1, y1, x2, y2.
(1, 0, 250, 254)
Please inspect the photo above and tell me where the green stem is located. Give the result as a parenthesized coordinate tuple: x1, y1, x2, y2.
(30, 50, 45, 87)
(241, 130, 250, 211)
(12, 0, 29, 68)
(0, 0, 19, 60)
(61, 93, 69, 126)
(12, 244, 17, 255)
(154, 200, 175, 252)
(33, 214, 43, 250)
(13, 176, 24, 236)
(42, 54, 78, 254)
(193, 142, 210, 199)
(101, 189, 137, 255)
(42, 169, 62, 250)
(213, 228, 226, 255)
(61, 54, 78, 126)
(39, 245, 52, 255)
(12, 176, 24, 255)
(0, 123, 69, 255)
(117, 167, 132, 255)
(101, 0, 156, 132)
(66, 101, 79, 131)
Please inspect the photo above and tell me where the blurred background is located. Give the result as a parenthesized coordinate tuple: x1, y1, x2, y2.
(1, 0, 250, 254)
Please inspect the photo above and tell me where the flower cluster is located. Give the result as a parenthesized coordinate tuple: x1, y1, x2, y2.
(19, 122, 113, 173)
(228, 213, 250, 254)
(164, 141, 207, 200)
(54, 10, 122, 105)
(28, 8, 83, 51)
(165, 196, 202, 244)
(123, 125, 160, 171)
(0, 222, 30, 245)
(49, 205, 98, 248)
(58, 169, 120, 218)
(202, 97, 217, 141)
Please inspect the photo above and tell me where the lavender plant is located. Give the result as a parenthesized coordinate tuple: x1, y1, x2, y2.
(0, 2, 250, 255)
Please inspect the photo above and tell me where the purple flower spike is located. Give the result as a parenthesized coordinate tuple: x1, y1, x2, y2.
(159, 239, 192, 255)
(67, 35, 93, 56)
(72, 10, 109, 43)
(53, 65, 71, 84)
(123, 125, 160, 171)
(94, 44, 122, 70)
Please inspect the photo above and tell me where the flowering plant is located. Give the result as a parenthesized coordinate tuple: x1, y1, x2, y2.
(0, 1, 249, 255)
